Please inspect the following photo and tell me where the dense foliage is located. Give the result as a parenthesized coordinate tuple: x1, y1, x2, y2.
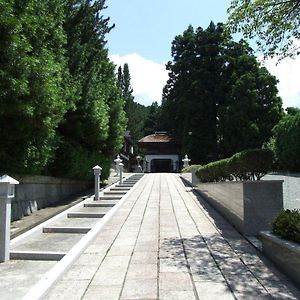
(227, 0, 300, 59)
(162, 22, 283, 164)
(0, 0, 72, 175)
(195, 148, 274, 182)
(50, 0, 126, 180)
(181, 164, 202, 173)
(0, 0, 127, 180)
(272, 110, 300, 171)
(273, 210, 300, 244)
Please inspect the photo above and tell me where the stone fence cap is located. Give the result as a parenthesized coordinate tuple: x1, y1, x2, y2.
(0, 175, 19, 185)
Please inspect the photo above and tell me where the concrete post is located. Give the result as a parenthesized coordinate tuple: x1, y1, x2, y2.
(119, 163, 124, 184)
(93, 165, 102, 201)
(114, 155, 122, 176)
(0, 175, 19, 262)
(182, 154, 191, 168)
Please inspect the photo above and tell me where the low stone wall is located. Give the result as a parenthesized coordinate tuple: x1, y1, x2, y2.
(194, 181, 283, 236)
(181, 169, 200, 186)
(260, 231, 300, 288)
(180, 172, 192, 183)
(11, 176, 92, 221)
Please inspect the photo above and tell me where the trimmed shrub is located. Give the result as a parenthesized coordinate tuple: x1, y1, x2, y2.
(196, 148, 273, 182)
(229, 148, 274, 180)
(181, 164, 202, 173)
(273, 210, 300, 244)
(196, 158, 232, 182)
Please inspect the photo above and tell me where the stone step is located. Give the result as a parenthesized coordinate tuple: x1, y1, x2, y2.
(104, 191, 127, 195)
(67, 212, 105, 218)
(115, 184, 134, 188)
(43, 227, 91, 234)
(124, 179, 139, 182)
(84, 201, 116, 207)
(10, 250, 66, 261)
(75, 206, 111, 213)
(110, 187, 131, 191)
(47, 217, 98, 228)
(100, 195, 122, 200)
(11, 233, 84, 253)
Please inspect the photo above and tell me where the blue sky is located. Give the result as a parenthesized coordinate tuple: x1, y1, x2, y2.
(105, 0, 300, 108)
(105, 0, 231, 63)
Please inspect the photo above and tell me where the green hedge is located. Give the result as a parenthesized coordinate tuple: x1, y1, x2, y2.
(273, 210, 300, 244)
(196, 159, 232, 182)
(196, 148, 274, 182)
(181, 164, 202, 173)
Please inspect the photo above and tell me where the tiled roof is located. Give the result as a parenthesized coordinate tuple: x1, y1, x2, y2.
(138, 133, 177, 144)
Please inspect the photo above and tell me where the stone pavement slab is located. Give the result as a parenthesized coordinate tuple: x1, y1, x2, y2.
(0, 260, 57, 300)
(44, 173, 300, 300)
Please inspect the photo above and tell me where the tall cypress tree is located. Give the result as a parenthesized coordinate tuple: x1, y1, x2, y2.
(117, 63, 149, 149)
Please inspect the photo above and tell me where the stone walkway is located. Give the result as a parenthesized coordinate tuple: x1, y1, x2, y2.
(45, 173, 300, 300)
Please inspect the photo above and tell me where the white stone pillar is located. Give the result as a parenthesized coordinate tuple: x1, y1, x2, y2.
(93, 165, 102, 201)
(0, 175, 19, 262)
(119, 163, 124, 184)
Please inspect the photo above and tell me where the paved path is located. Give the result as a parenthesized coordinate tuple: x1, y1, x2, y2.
(45, 173, 300, 300)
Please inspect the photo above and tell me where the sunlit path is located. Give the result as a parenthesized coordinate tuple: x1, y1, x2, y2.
(45, 173, 300, 300)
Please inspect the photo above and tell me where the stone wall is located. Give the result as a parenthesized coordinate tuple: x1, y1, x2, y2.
(263, 173, 300, 209)
(194, 181, 283, 236)
(11, 176, 92, 221)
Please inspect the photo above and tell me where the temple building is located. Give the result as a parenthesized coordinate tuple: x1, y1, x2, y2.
(138, 132, 180, 173)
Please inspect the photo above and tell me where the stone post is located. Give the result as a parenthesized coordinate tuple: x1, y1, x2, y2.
(93, 165, 102, 201)
(114, 155, 122, 176)
(136, 155, 143, 173)
(119, 163, 124, 184)
(0, 175, 19, 262)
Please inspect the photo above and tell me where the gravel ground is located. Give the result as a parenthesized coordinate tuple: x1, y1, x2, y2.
(263, 173, 300, 210)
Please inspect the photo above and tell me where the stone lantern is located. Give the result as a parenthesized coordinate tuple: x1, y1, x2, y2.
(0, 175, 19, 262)
(114, 154, 122, 176)
(182, 154, 191, 168)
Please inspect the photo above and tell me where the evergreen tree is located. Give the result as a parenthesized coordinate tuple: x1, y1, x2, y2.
(0, 0, 73, 174)
(117, 64, 149, 148)
(273, 110, 300, 171)
(51, 0, 126, 179)
(162, 22, 282, 164)
(218, 40, 283, 157)
(162, 23, 226, 163)
(144, 102, 162, 136)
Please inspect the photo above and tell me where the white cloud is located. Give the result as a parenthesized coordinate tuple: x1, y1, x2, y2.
(262, 55, 300, 109)
(110, 53, 168, 106)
